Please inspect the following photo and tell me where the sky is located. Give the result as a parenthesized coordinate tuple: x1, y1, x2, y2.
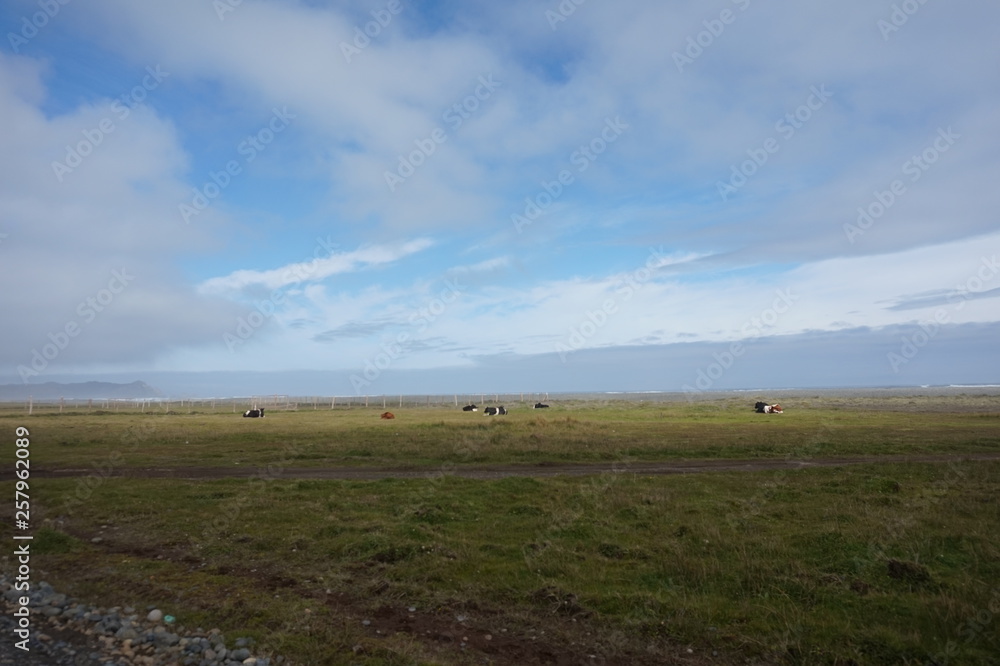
(2, 0, 999, 398)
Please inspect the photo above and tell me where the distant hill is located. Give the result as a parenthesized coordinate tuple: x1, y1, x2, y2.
(0, 381, 164, 401)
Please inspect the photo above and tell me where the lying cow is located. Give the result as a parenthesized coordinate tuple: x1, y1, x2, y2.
(533, 402, 550, 409)
(381, 411, 395, 419)
(462, 404, 478, 412)
(754, 402, 783, 414)
(484, 406, 508, 416)
(243, 408, 265, 418)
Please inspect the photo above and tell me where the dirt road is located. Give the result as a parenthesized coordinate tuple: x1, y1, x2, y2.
(18, 452, 1000, 481)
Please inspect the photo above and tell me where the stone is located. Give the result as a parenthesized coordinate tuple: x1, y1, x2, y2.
(116, 627, 139, 640)
(147, 609, 164, 622)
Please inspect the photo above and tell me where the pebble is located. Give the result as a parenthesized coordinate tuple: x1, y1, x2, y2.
(0, 575, 278, 666)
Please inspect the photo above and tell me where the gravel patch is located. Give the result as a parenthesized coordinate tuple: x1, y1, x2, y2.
(0, 576, 283, 666)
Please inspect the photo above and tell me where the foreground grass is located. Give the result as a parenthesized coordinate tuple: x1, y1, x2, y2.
(4, 396, 999, 469)
(9, 460, 1000, 665)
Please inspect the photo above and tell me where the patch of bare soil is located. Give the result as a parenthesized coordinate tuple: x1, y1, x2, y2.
(38, 532, 726, 666)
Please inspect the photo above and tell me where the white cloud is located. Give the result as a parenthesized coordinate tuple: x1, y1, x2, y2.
(197, 237, 434, 294)
(0, 51, 242, 373)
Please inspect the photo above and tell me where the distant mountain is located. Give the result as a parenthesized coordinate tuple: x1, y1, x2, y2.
(0, 381, 164, 401)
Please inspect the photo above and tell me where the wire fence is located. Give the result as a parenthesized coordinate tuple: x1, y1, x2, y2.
(2, 392, 570, 415)
(7, 386, 995, 415)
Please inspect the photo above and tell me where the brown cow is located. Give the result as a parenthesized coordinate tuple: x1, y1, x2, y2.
(380, 411, 395, 419)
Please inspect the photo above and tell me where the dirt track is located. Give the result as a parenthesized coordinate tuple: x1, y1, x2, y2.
(18, 452, 1000, 481)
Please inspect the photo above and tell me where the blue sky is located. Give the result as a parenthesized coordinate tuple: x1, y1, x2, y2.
(2, 0, 999, 397)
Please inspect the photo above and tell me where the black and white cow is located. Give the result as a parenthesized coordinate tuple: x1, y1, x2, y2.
(462, 404, 478, 412)
(533, 402, 549, 409)
(484, 406, 508, 416)
(754, 402, 783, 414)
(243, 408, 265, 418)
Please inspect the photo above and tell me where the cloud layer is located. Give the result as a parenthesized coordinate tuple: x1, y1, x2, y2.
(2, 0, 998, 393)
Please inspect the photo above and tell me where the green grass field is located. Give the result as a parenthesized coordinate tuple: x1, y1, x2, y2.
(13, 395, 1000, 469)
(3, 395, 1000, 664)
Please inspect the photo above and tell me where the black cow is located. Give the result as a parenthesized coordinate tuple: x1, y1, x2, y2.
(462, 404, 477, 412)
(533, 402, 549, 409)
(484, 407, 498, 416)
(243, 408, 265, 418)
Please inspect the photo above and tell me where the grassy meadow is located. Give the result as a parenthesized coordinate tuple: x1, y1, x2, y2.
(10, 394, 1000, 469)
(3, 395, 1000, 664)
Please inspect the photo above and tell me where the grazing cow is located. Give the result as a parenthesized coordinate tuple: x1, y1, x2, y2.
(381, 411, 395, 419)
(462, 404, 478, 412)
(754, 402, 783, 414)
(533, 402, 549, 409)
(243, 408, 265, 418)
